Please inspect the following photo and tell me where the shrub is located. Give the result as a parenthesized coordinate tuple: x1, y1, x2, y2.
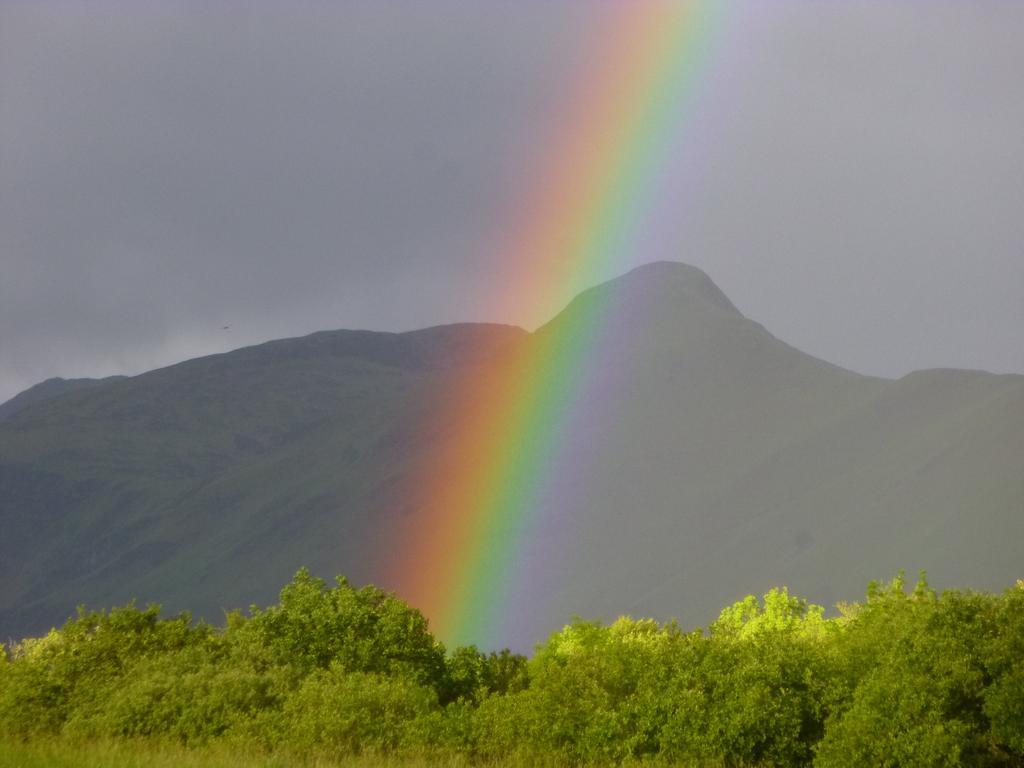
(271, 666, 438, 754)
(245, 569, 446, 689)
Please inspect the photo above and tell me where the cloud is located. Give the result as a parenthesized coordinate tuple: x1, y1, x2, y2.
(1, 1, 1022, 402)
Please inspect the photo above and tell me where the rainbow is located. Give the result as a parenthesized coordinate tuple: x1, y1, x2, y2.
(389, 1, 728, 648)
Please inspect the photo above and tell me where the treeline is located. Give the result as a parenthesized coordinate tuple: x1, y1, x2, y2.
(1, 570, 1022, 767)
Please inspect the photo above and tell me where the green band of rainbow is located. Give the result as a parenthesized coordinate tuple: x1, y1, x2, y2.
(390, 1, 730, 648)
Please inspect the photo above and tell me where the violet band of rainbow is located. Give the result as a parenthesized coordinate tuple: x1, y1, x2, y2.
(389, 1, 729, 648)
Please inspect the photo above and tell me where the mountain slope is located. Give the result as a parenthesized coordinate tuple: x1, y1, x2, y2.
(0, 324, 527, 636)
(0, 376, 127, 422)
(1, 262, 1020, 648)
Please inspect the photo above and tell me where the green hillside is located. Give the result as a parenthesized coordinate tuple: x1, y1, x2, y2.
(1, 262, 1021, 648)
(0, 323, 527, 638)
(0, 376, 126, 422)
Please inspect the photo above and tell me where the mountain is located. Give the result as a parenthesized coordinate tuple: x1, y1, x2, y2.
(0, 323, 527, 640)
(0, 376, 126, 422)
(1, 262, 1021, 648)
(505, 264, 1023, 638)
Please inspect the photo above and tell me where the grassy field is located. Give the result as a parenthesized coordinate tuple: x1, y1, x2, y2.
(0, 741, 583, 768)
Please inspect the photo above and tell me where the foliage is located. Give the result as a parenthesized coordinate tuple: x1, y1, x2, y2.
(662, 588, 835, 766)
(2, 570, 1023, 767)
(244, 568, 446, 686)
(271, 667, 438, 754)
(0, 604, 203, 738)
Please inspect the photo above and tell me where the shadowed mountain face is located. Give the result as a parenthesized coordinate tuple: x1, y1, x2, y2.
(1, 262, 1022, 649)
(0, 376, 127, 422)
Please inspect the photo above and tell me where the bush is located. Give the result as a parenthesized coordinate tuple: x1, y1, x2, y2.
(0, 604, 203, 738)
(271, 666, 438, 754)
(660, 589, 835, 766)
(62, 646, 294, 744)
(245, 569, 446, 689)
(3, 571, 1023, 765)
(816, 578, 1005, 767)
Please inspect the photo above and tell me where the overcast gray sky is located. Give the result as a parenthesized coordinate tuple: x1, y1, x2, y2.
(2, 1, 1022, 404)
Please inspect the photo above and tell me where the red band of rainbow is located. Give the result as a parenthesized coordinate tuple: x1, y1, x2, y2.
(388, 1, 729, 648)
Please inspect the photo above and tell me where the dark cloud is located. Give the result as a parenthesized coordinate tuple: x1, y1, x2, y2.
(2, 1, 1022, 402)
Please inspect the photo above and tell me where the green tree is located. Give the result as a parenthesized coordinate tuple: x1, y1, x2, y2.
(661, 588, 837, 766)
(816, 575, 1004, 767)
(244, 568, 446, 689)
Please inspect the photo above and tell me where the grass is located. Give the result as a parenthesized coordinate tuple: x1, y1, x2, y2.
(0, 740, 580, 768)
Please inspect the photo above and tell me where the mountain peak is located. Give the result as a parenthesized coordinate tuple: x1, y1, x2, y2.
(614, 261, 741, 315)
(541, 261, 742, 335)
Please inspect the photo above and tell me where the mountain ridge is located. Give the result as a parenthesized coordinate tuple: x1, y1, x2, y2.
(1, 262, 1021, 648)
(0, 376, 128, 423)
